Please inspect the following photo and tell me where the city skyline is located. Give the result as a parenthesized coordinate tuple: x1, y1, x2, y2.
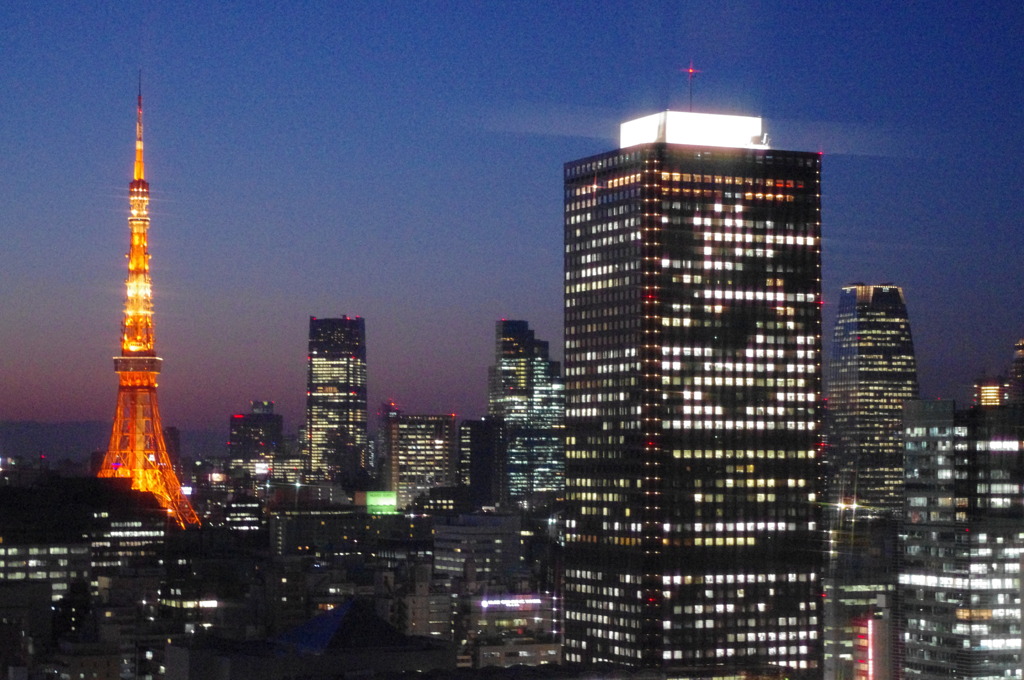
(2, 3, 1023, 437)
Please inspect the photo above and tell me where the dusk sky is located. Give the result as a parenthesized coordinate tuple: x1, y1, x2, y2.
(2, 2, 1023, 442)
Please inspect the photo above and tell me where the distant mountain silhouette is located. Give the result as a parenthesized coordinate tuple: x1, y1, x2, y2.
(0, 421, 224, 462)
(0, 421, 108, 461)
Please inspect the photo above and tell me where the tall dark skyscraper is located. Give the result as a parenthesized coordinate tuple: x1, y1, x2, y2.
(562, 111, 824, 673)
(487, 320, 564, 505)
(827, 284, 918, 515)
(822, 286, 915, 680)
(306, 316, 367, 481)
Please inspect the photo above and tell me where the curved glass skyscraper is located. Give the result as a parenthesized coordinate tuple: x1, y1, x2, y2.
(827, 284, 918, 515)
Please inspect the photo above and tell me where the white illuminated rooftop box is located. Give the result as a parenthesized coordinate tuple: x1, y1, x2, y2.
(620, 111, 769, 150)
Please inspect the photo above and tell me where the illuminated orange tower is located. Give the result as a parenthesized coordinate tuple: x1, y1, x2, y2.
(97, 89, 200, 529)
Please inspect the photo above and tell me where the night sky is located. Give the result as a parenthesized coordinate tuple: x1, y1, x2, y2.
(2, 2, 1023, 439)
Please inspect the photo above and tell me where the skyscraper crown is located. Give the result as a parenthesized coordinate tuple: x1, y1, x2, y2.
(620, 111, 769, 149)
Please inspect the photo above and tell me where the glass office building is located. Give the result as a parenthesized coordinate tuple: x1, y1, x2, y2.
(901, 399, 1024, 680)
(306, 316, 368, 480)
(487, 320, 565, 505)
(562, 111, 824, 673)
(828, 284, 918, 515)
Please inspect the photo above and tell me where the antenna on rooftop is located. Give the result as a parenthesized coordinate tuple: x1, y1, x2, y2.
(681, 61, 700, 112)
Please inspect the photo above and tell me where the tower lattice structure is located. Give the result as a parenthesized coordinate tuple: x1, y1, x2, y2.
(97, 91, 200, 529)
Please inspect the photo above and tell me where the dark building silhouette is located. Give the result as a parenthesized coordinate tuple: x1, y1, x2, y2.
(165, 598, 455, 680)
(458, 418, 504, 508)
(1010, 338, 1024, 403)
(228, 400, 283, 481)
(0, 477, 168, 592)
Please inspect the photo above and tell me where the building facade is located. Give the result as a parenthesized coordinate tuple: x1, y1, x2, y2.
(433, 513, 523, 582)
(1010, 338, 1024, 403)
(900, 399, 1024, 680)
(227, 400, 283, 483)
(375, 560, 453, 640)
(383, 410, 458, 509)
(828, 284, 918, 515)
(306, 316, 368, 481)
(487, 320, 565, 505)
(822, 515, 897, 680)
(461, 593, 561, 668)
(458, 418, 504, 509)
(562, 111, 824, 673)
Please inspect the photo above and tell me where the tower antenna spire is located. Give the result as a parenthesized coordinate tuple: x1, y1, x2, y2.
(98, 85, 200, 529)
(134, 71, 145, 182)
(682, 61, 700, 112)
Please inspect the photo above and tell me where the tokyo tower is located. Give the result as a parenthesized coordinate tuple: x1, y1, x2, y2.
(97, 89, 200, 529)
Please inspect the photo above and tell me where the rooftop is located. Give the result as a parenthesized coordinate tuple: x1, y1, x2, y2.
(620, 111, 769, 150)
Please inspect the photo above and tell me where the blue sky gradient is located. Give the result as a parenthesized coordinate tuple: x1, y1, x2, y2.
(2, 2, 1022, 436)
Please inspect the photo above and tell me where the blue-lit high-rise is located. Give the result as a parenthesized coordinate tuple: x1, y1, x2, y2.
(901, 399, 1024, 679)
(487, 320, 564, 505)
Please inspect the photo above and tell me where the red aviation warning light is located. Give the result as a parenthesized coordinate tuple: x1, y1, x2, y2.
(681, 60, 701, 112)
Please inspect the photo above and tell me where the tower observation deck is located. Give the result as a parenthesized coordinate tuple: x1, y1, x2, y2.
(96, 90, 200, 529)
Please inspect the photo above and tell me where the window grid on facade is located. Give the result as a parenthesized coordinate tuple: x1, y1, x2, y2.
(563, 115, 824, 674)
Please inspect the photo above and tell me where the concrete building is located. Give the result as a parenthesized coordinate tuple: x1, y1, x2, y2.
(383, 410, 457, 509)
(433, 514, 523, 582)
